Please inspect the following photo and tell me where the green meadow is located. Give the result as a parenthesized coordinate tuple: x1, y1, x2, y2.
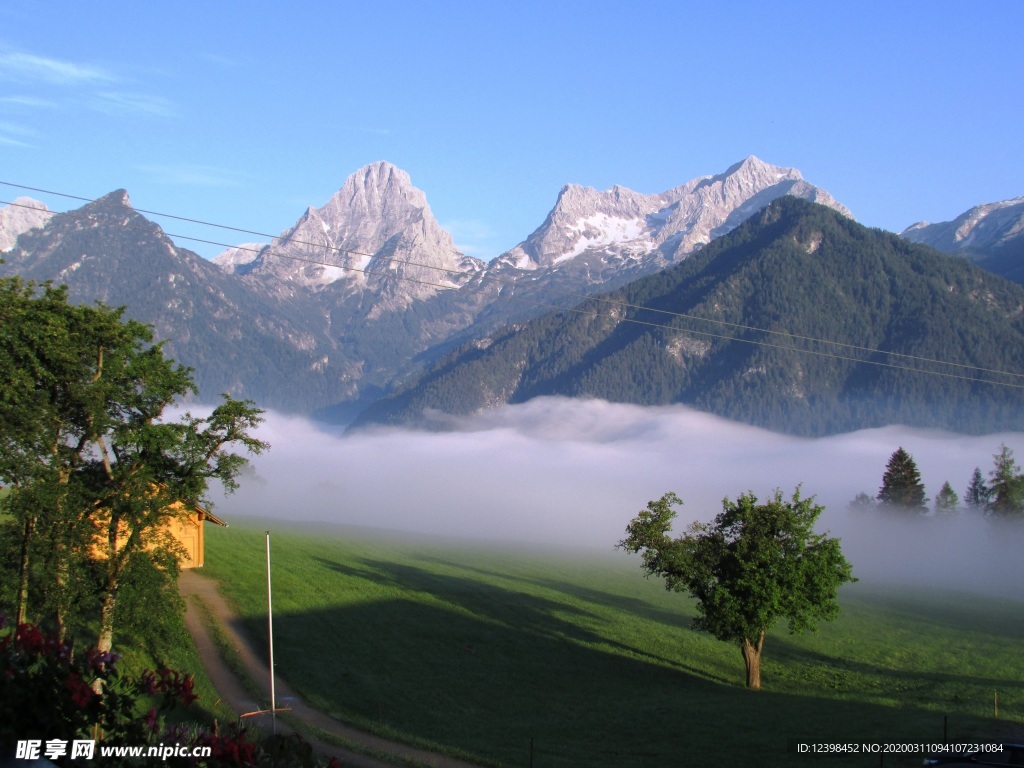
(200, 521, 1023, 767)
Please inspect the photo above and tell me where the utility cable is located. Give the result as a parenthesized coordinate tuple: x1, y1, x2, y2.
(3, 181, 1020, 381)
(2, 188, 1023, 390)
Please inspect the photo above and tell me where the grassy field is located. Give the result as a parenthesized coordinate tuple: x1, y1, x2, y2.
(200, 521, 1023, 767)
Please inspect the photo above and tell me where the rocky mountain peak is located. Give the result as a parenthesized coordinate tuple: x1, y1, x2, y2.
(0, 197, 51, 251)
(217, 162, 484, 309)
(902, 197, 1024, 254)
(86, 189, 133, 211)
(497, 157, 850, 274)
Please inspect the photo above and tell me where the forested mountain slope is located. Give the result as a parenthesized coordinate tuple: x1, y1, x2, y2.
(355, 198, 1024, 436)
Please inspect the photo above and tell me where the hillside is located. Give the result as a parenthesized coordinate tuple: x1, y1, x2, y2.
(355, 197, 1024, 436)
(0, 158, 854, 420)
(0, 191, 354, 412)
(902, 197, 1024, 285)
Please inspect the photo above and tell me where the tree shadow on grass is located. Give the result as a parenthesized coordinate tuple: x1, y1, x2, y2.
(206, 547, 1024, 768)
(410, 553, 698, 633)
(766, 633, 1024, 692)
(309, 555, 729, 685)
(845, 585, 1024, 643)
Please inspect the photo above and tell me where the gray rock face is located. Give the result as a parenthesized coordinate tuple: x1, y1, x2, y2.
(902, 197, 1024, 255)
(216, 156, 852, 313)
(0, 197, 51, 252)
(215, 162, 485, 312)
(495, 156, 852, 280)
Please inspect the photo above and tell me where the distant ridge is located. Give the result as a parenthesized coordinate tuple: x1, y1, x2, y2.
(12, 159, 1015, 434)
(354, 197, 1024, 437)
(902, 197, 1024, 284)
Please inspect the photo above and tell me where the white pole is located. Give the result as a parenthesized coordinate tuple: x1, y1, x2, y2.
(265, 531, 276, 735)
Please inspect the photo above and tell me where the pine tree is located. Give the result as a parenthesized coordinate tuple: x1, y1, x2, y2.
(988, 444, 1024, 516)
(877, 447, 927, 512)
(965, 467, 990, 511)
(934, 481, 959, 515)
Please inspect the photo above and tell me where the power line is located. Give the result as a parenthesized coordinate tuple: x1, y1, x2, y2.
(7, 180, 1019, 383)
(2, 185, 1023, 391)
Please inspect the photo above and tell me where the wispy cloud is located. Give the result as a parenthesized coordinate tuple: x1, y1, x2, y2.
(444, 218, 505, 258)
(0, 49, 176, 119)
(0, 134, 31, 147)
(135, 163, 247, 188)
(0, 51, 114, 85)
(93, 91, 177, 118)
(0, 95, 57, 108)
(0, 119, 35, 147)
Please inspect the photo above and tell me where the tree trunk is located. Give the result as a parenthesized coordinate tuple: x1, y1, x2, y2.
(96, 587, 117, 654)
(741, 630, 765, 690)
(16, 514, 34, 626)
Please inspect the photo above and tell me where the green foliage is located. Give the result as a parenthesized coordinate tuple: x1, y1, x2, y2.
(934, 481, 960, 515)
(987, 444, 1024, 516)
(877, 447, 928, 511)
(848, 492, 876, 512)
(0, 619, 335, 767)
(358, 197, 1024, 436)
(0, 276, 267, 653)
(965, 467, 992, 512)
(619, 488, 855, 688)
(0, 620, 196, 754)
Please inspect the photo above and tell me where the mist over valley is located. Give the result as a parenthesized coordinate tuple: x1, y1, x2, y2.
(211, 398, 1024, 600)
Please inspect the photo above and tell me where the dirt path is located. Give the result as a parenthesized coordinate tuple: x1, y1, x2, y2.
(179, 569, 489, 768)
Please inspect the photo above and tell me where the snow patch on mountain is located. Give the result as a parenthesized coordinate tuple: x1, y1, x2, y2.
(0, 197, 51, 251)
(495, 156, 851, 283)
(216, 162, 484, 310)
(902, 197, 1024, 254)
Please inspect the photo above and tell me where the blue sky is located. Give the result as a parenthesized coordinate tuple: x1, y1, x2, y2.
(1, 1, 1021, 261)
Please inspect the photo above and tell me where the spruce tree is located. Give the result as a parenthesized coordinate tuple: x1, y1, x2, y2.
(877, 447, 927, 512)
(934, 481, 959, 515)
(988, 444, 1024, 516)
(965, 467, 990, 511)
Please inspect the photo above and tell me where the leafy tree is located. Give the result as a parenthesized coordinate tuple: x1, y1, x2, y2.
(933, 481, 959, 515)
(965, 467, 991, 512)
(848, 492, 875, 512)
(877, 447, 927, 512)
(0, 619, 339, 767)
(0, 277, 268, 653)
(988, 444, 1024, 516)
(0, 277, 134, 635)
(619, 489, 855, 690)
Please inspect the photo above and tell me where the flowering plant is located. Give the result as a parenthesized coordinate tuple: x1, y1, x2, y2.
(0, 618, 190, 758)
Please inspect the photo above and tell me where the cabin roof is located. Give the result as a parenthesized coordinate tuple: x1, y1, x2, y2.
(196, 504, 228, 528)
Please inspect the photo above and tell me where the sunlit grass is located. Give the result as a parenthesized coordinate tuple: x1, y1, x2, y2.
(201, 521, 1023, 767)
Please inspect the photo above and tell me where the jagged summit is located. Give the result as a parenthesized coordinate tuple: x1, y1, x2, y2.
(496, 156, 851, 275)
(902, 196, 1024, 253)
(0, 197, 51, 251)
(215, 161, 484, 310)
(93, 189, 133, 209)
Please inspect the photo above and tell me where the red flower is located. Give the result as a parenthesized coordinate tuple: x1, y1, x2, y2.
(65, 671, 95, 708)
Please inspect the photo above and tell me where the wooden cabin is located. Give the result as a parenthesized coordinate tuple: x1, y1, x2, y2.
(166, 502, 227, 569)
(90, 496, 228, 570)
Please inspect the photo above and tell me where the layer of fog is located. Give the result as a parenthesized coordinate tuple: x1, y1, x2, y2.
(211, 397, 1024, 600)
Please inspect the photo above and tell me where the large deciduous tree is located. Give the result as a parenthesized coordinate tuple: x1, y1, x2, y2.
(619, 489, 855, 690)
(0, 277, 268, 653)
(877, 447, 927, 512)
